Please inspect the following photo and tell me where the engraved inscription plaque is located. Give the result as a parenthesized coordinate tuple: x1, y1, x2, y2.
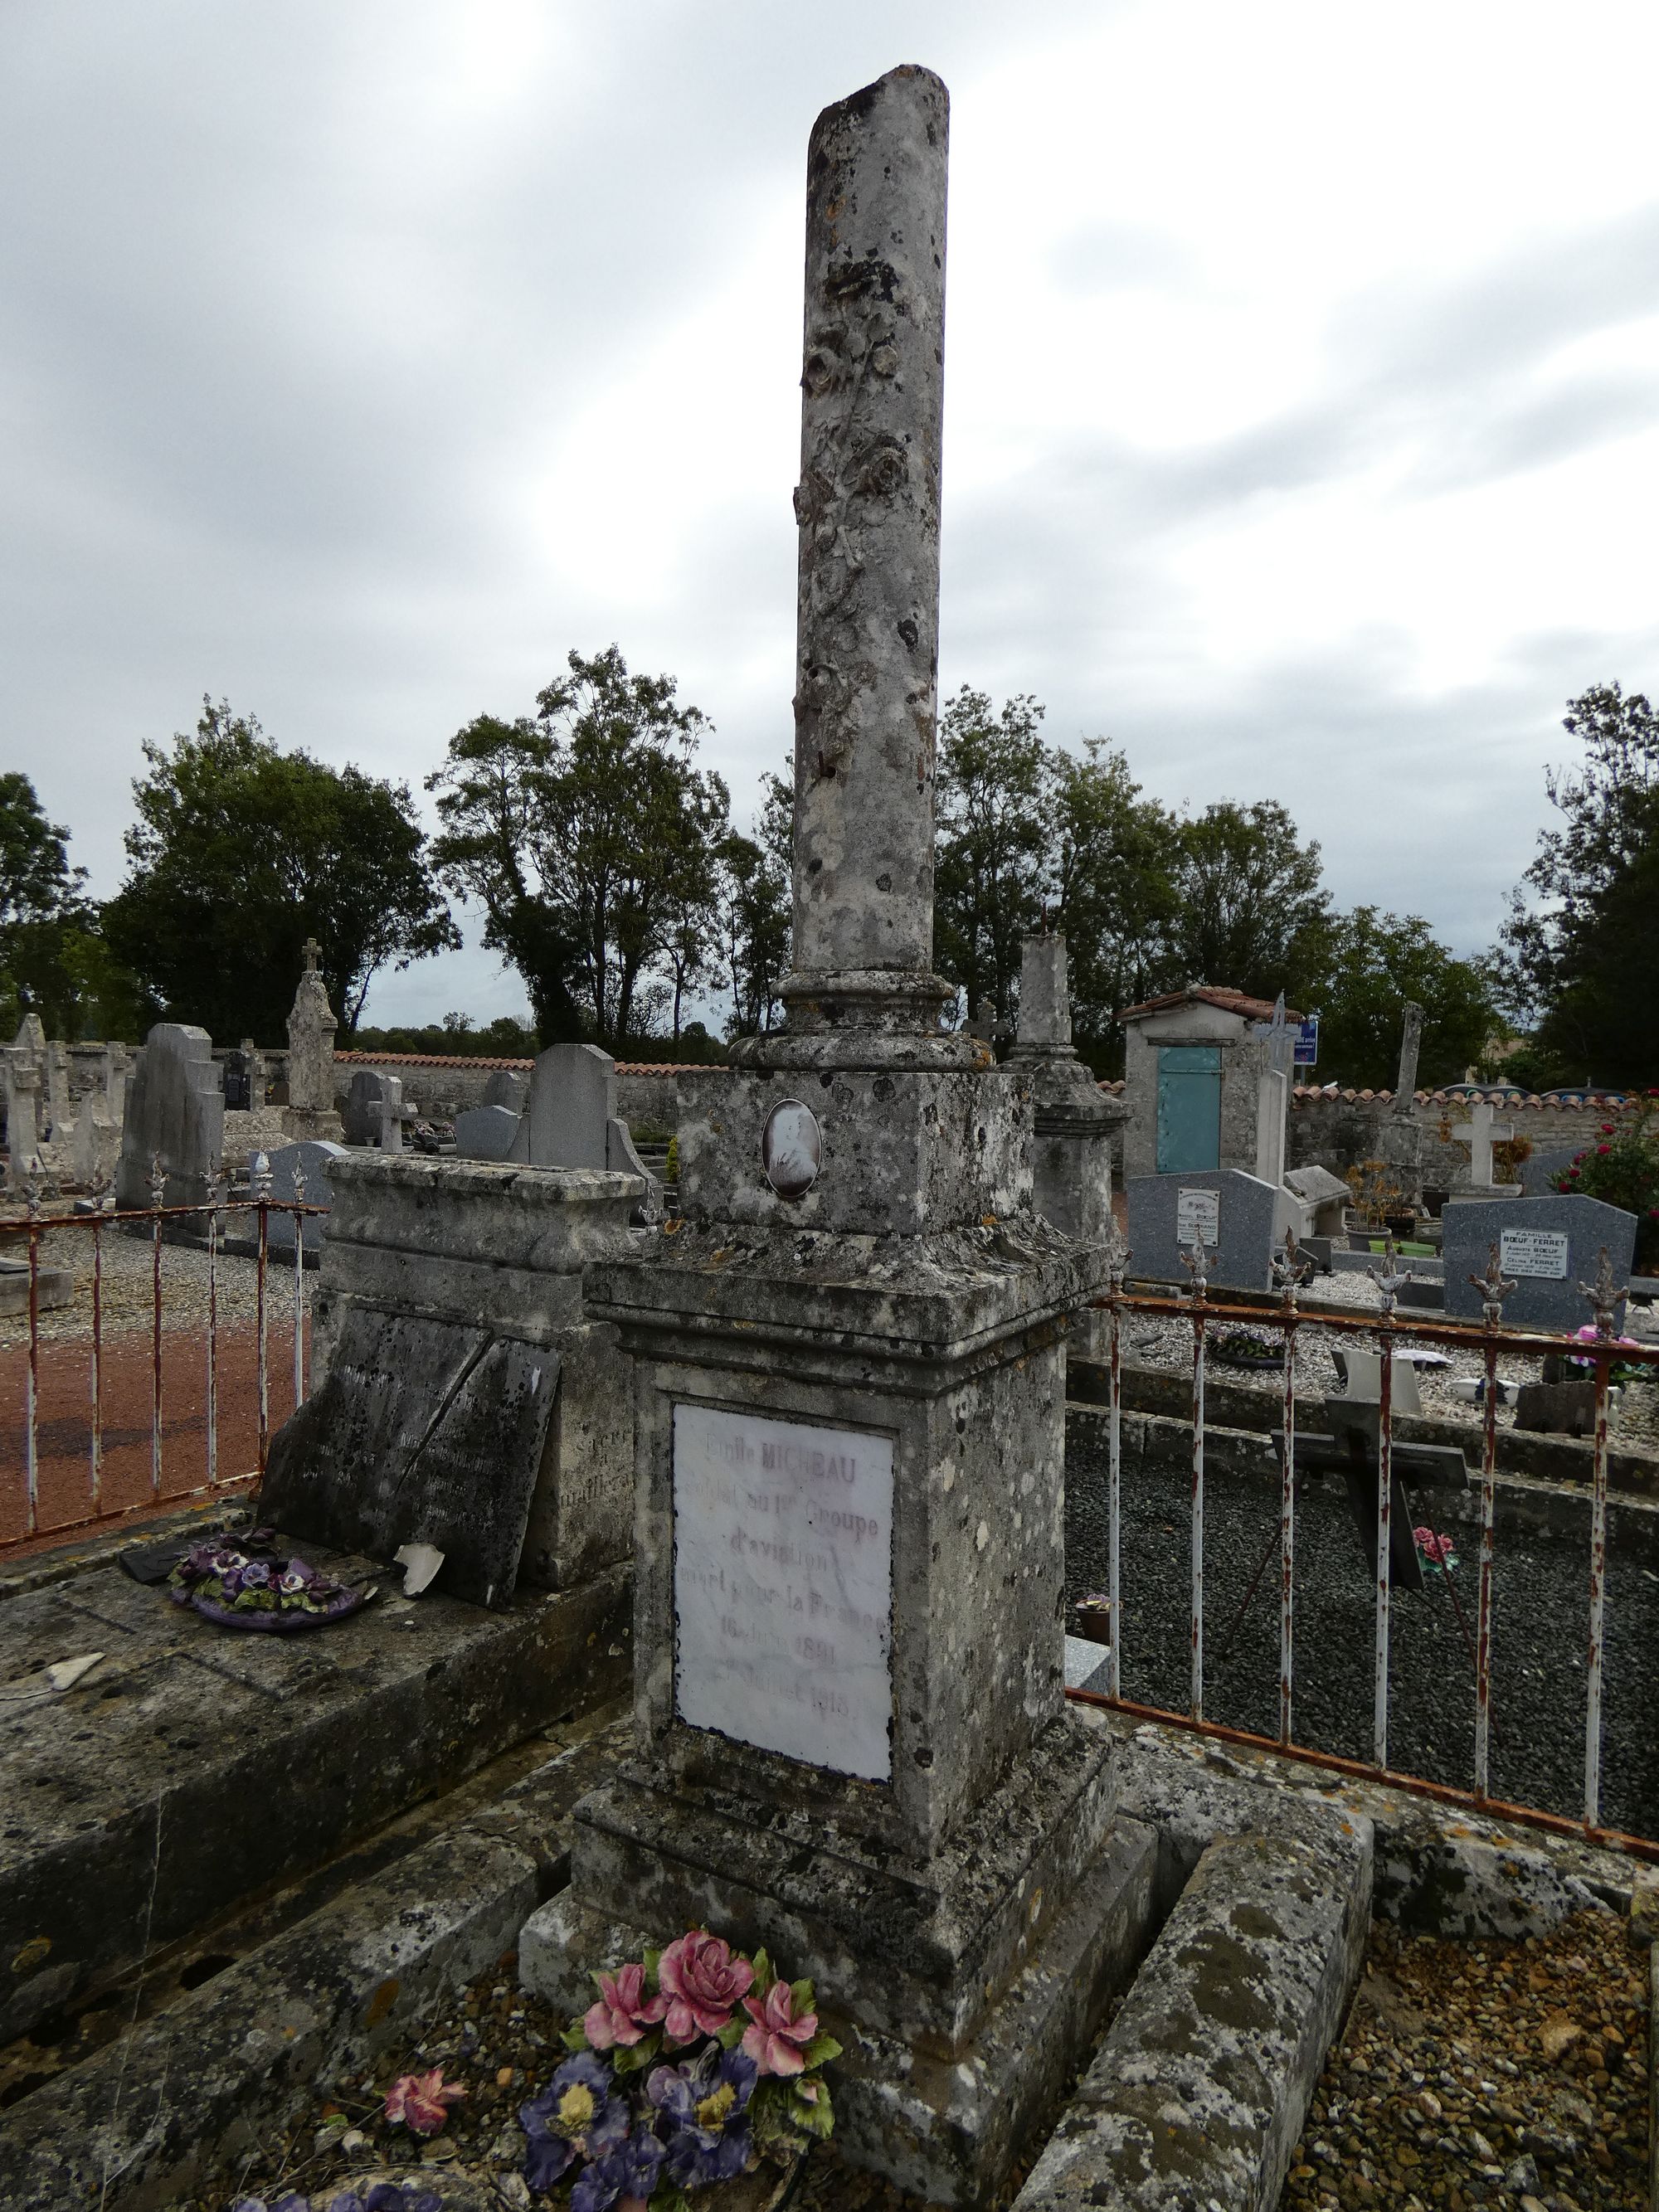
(1177, 1187, 1221, 1246)
(672, 1403, 893, 1780)
(1499, 1227, 1570, 1281)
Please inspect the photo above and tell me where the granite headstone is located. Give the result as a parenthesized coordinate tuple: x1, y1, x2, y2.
(525, 1043, 614, 1170)
(342, 1068, 386, 1146)
(1125, 1167, 1283, 1292)
(1519, 1145, 1584, 1198)
(261, 1139, 348, 1249)
(1443, 1192, 1637, 1333)
(115, 1023, 226, 1209)
(454, 1103, 527, 1162)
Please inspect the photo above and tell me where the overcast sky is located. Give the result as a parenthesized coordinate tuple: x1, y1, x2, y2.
(3, 1, 1656, 1028)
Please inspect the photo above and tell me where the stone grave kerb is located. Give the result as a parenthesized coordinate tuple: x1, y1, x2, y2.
(570, 68, 1130, 2204)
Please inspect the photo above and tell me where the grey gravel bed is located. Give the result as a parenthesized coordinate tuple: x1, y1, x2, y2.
(1116, 1272, 1659, 1449)
(0, 1223, 310, 1349)
(1066, 1415, 1659, 1840)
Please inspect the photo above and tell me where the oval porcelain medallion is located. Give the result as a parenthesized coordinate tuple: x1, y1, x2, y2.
(761, 1098, 822, 1198)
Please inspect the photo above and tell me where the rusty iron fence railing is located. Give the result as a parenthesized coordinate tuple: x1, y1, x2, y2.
(1070, 1230, 1659, 1861)
(2, 1157, 325, 1556)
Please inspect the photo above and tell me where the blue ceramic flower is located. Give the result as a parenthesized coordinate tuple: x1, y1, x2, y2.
(521, 2049, 630, 2192)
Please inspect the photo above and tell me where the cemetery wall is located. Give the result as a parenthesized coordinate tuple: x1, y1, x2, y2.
(331, 1052, 530, 1121)
(1287, 1087, 1645, 1185)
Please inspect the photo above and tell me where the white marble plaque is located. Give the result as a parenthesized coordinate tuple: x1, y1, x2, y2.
(671, 1403, 893, 1781)
(1177, 1187, 1221, 1245)
(1500, 1227, 1570, 1281)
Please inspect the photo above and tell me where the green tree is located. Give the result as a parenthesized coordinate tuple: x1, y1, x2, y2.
(934, 688, 1053, 1023)
(1291, 907, 1498, 1090)
(428, 648, 731, 1048)
(1169, 800, 1330, 1004)
(0, 774, 144, 1037)
(1498, 682, 1659, 1087)
(104, 698, 458, 1043)
(720, 766, 792, 1038)
(1049, 741, 1179, 1073)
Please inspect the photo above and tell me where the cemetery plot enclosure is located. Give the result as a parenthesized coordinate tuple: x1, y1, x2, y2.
(1071, 1268, 1659, 1850)
(0, 1183, 320, 1553)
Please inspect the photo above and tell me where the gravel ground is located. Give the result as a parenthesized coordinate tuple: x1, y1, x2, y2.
(1279, 1907, 1649, 2210)
(1067, 1420, 1659, 1837)
(1114, 1279, 1659, 1451)
(0, 1220, 310, 1351)
(166, 1959, 929, 2212)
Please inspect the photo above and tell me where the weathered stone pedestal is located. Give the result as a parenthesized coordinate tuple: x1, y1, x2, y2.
(260, 1151, 643, 1606)
(525, 65, 1150, 2202)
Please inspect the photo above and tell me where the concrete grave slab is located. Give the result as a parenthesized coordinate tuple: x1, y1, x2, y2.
(1443, 1191, 1637, 1333)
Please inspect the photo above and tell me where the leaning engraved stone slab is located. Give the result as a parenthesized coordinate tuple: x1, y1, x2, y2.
(760, 1096, 822, 1198)
(672, 1403, 893, 1781)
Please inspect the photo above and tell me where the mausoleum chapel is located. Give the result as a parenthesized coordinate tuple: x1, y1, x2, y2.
(2, 46, 1657, 2212)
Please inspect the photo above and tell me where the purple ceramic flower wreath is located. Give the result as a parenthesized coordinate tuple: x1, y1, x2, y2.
(168, 1534, 372, 1633)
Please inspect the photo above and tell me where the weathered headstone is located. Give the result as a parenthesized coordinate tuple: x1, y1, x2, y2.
(240, 1038, 267, 1111)
(1008, 931, 1121, 1247)
(1375, 1001, 1426, 1208)
(539, 70, 1136, 2206)
(3, 1062, 41, 1186)
(524, 1043, 614, 1169)
(482, 1069, 528, 1113)
(43, 1042, 71, 1140)
(1443, 1193, 1637, 1333)
(284, 939, 342, 1140)
(1125, 1166, 1283, 1291)
(260, 1139, 348, 1249)
(453, 1102, 525, 1162)
(342, 1067, 386, 1146)
(115, 1023, 225, 1210)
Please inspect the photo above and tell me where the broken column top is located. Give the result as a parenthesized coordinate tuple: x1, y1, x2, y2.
(757, 65, 971, 1069)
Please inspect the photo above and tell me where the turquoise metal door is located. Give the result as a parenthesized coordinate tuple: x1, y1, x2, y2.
(1155, 1045, 1221, 1172)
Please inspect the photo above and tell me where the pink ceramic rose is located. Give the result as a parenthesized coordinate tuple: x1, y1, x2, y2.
(584, 1961, 670, 2049)
(656, 1930, 755, 2044)
(384, 2067, 465, 2135)
(741, 1979, 819, 2077)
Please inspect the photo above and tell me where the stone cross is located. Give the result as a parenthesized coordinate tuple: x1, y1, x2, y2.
(377, 1073, 405, 1154)
(5, 1063, 41, 1184)
(1250, 991, 1297, 1078)
(286, 948, 338, 1118)
(302, 936, 322, 972)
(240, 1037, 266, 1111)
(1392, 1001, 1424, 1116)
(1452, 1097, 1514, 1188)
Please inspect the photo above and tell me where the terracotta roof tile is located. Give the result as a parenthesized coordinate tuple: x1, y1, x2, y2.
(1117, 985, 1305, 1024)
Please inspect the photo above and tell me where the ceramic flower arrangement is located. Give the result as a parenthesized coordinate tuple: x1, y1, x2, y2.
(168, 1534, 372, 1632)
(519, 1928, 839, 2206)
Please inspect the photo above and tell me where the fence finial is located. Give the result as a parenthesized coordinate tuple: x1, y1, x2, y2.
(1272, 1227, 1313, 1311)
(1468, 1241, 1516, 1329)
(1180, 1234, 1211, 1302)
(148, 1153, 167, 1211)
(1367, 1234, 1410, 1318)
(1578, 1244, 1621, 1341)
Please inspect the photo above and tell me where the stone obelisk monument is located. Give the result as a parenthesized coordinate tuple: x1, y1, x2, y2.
(559, 69, 1147, 2204)
(1378, 999, 1426, 1210)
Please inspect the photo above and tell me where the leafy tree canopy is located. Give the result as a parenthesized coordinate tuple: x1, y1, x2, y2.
(103, 698, 458, 1043)
(0, 773, 141, 1037)
(1168, 800, 1330, 1006)
(1498, 682, 1659, 1088)
(428, 648, 730, 1048)
(1290, 906, 1498, 1091)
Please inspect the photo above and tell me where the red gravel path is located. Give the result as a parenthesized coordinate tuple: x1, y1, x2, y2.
(0, 1318, 310, 1555)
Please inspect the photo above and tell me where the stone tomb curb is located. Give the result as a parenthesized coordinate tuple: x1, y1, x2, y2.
(0, 1724, 629, 2212)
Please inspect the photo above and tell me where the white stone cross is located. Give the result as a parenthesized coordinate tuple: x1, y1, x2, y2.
(1452, 1098, 1513, 1189)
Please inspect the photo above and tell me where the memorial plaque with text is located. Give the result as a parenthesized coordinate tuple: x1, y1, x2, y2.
(672, 1403, 893, 1781)
(1177, 1187, 1221, 1246)
(1499, 1227, 1569, 1281)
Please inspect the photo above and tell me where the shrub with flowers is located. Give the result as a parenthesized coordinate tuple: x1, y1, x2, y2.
(168, 1533, 372, 1632)
(518, 1929, 839, 2206)
(1552, 1101, 1659, 1269)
